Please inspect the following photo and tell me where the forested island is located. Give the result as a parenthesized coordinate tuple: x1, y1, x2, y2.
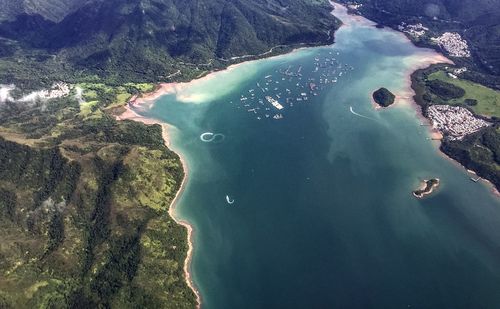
(373, 87, 395, 107)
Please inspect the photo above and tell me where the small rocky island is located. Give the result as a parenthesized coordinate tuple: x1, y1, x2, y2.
(413, 178, 440, 198)
(373, 87, 395, 107)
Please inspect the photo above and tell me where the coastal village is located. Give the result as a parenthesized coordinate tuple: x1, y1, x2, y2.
(398, 22, 471, 58)
(431, 32, 471, 58)
(427, 105, 491, 140)
(398, 23, 429, 39)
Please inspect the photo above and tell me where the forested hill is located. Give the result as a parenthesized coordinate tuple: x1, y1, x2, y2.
(339, 0, 500, 87)
(0, 0, 92, 22)
(0, 0, 339, 87)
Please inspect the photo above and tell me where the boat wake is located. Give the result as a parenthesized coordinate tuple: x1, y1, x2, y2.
(226, 195, 235, 205)
(349, 106, 376, 121)
(200, 132, 225, 143)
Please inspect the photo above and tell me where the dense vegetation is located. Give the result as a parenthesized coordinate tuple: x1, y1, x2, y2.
(427, 79, 466, 100)
(0, 0, 340, 89)
(0, 85, 197, 308)
(338, 0, 500, 90)
(442, 127, 500, 190)
(412, 66, 500, 191)
(372, 87, 395, 107)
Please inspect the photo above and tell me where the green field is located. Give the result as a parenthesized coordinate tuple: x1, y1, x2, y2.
(428, 71, 500, 118)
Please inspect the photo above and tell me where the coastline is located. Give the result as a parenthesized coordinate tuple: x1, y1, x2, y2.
(333, 2, 500, 198)
(117, 5, 455, 307)
(115, 2, 498, 307)
(116, 9, 341, 307)
(167, 151, 203, 308)
(400, 54, 500, 197)
(128, 43, 332, 106)
(116, 104, 202, 308)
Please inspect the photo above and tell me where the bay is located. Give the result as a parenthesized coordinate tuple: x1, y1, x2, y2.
(136, 4, 500, 308)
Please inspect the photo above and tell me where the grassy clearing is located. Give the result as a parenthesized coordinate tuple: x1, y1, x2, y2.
(124, 83, 155, 93)
(79, 100, 99, 117)
(75, 82, 155, 115)
(428, 70, 500, 118)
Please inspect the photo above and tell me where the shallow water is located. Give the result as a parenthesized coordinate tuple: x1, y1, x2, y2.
(137, 5, 500, 308)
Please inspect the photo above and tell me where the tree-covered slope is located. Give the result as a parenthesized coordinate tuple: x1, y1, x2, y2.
(0, 0, 340, 87)
(0, 0, 90, 22)
(0, 84, 197, 308)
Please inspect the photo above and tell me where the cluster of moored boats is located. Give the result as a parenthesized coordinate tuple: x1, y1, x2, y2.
(230, 50, 355, 120)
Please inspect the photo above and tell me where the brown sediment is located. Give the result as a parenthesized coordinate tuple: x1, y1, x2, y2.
(330, 1, 376, 28)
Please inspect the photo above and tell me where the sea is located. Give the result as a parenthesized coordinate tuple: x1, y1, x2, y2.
(135, 4, 500, 308)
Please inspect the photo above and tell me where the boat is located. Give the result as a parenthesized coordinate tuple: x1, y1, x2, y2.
(265, 96, 284, 110)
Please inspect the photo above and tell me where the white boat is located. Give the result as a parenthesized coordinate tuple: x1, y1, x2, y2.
(265, 96, 284, 110)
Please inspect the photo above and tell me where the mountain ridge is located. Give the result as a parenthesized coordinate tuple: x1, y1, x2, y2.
(0, 0, 340, 88)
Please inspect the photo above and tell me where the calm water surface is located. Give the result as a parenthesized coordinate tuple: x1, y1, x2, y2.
(137, 5, 500, 308)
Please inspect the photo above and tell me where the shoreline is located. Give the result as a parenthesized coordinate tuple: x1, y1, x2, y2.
(339, 3, 500, 197)
(115, 2, 498, 307)
(167, 151, 203, 308)
(117, 7, 342, 307)
(129, 44, 333, 106)
(116, 104, 202, 308)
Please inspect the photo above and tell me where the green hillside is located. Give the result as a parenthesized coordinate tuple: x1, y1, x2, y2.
(0, 84, 197, 308)
(0, 0, 340, 89)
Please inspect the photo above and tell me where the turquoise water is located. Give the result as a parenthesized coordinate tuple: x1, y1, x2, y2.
(136, 6, 500, 308)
